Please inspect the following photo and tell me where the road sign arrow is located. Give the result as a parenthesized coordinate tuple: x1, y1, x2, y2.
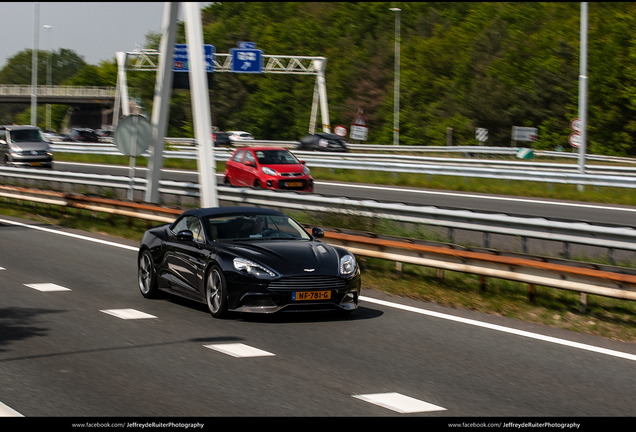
(241, 62, 251, 70)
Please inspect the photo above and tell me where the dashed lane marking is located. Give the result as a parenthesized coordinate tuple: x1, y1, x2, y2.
(353, 392, 446, 414)
(204, 343, 275, 358)
(0, 401, 23, 417)
(24, 283, 71, 292)
(100, 309, 157, 320)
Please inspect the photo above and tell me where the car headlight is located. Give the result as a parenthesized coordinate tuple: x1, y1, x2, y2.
(318, 138, 329, 147)
(261, 166, 277, 176)
(233, 257, 278, 278)
(303, 165, 311, 175)
(340, 255, 357, 275)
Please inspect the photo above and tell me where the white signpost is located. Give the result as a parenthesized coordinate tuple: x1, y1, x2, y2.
(569, 118, 581, 148)
(511, 126, 538, 147)
(476, 127, 488, 145)
(350, 109, 368, 141)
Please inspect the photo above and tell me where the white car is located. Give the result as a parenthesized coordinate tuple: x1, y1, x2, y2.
(227, 131, 255, 143)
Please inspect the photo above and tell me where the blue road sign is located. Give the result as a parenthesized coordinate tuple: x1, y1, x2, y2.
(238, 41, 257, 49)
(231, 48, 263, 73)
(172, 44, 215, 72)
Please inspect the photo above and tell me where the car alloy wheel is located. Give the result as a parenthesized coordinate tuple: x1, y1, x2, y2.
(138, 250, 159, 298)
(206, 265, 228, 318)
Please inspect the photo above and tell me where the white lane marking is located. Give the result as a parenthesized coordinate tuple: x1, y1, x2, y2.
(0, 401, 23, 417)
(353, 392, 446, 414)
(100, 309, 157, 320)
(323, 181, 636, 213)
(24, 283, 71, 292)
(204, 343, 275, 358)
(0, 267, 4, 270)
(361, 296, 636, 362)
(0, 218, 138, 251)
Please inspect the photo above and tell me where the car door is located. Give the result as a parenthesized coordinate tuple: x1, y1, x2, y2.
(163, 215, 208, 299)
(226, 149, 245, 185)
(240, 149, 258, 186)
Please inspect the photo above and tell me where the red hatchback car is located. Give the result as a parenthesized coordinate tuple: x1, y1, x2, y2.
(223, 147, 314, 192)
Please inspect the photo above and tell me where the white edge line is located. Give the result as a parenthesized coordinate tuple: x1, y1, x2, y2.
(323, 181, 636, 213)
(360, 296, 636, 362)
(0, 218, 138, 251)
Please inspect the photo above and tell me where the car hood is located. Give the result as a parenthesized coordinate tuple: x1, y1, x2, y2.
(263, 163, 305, 173)
(221, 240, 342, 276)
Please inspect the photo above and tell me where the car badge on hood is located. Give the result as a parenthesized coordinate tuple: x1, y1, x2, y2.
(304, 268, 315, 272)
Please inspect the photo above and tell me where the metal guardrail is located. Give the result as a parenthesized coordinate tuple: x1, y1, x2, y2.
(49, 142, 636, 189)
(1, 184, 635, 307)
(2, 165, 636, 259)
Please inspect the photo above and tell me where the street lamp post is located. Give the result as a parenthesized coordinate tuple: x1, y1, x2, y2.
(578, 2, 588, 188)
(31, 2, 39, 127)
(390, 7, 401, 145)
(44, 24, 52, 131)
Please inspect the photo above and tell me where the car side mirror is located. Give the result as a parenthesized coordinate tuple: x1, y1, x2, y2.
(312, 227, 324, 238)
(300, 160, 306, 165)
(177, 230, 194, 242)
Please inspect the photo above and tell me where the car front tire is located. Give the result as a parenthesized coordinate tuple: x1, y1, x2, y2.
(206, 265, 228, 318)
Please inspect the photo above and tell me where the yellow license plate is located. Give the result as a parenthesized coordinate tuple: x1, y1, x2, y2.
(285, 181, 303, 187)
(293, 291, 331, 301)
(31, 162, 42, 166)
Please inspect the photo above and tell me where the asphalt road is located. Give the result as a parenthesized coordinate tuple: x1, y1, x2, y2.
(1, 214, 636, 418)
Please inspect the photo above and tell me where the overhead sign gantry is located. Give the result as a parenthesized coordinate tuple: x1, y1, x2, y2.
(114, 2, 332, 207)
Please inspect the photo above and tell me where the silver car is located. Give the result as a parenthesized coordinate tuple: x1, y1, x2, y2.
(0, 125, 53, 168)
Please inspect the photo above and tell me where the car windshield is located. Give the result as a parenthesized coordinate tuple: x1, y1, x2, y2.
(10, 129, 46, 143)
(206, 214, 311, 242)
(255, 150, 298, 165)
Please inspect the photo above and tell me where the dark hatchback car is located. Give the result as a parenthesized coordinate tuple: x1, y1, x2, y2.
(297, 132, 348, 152)
(63, 128, 100, 143)
(0, 125, 53, 168)
(212, 131, 232, 147)
(138, 207, 361, 318)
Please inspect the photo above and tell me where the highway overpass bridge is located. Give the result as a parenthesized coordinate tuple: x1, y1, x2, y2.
(0, 84, 120, 129)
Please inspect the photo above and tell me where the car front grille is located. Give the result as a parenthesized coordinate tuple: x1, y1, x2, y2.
(268, 275, 348, 291)
(280, 172, 303, 177)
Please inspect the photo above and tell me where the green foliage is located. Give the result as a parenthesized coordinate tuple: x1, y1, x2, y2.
(5, 3, 636, 156)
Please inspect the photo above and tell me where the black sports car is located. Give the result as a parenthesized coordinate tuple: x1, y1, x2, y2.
(297, 133, 348, 152)
(138, 206, 361, 318)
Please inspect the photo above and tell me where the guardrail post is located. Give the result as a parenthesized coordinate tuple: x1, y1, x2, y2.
(436, 268, 444, 279)
(580, 293, 588, 313)
(528, 284, 536, 302)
